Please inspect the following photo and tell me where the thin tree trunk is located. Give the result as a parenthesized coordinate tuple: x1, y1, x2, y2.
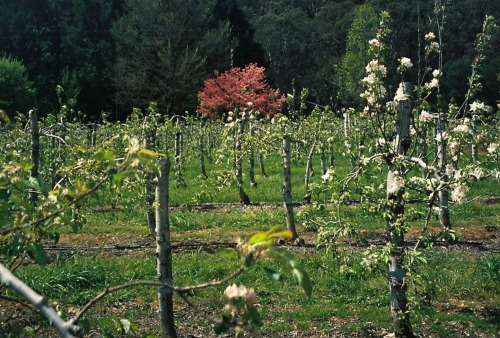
(199, 120, 207, 178)
(471, 124, 478, 163)
(236, 115, 250, 204)
(304, 143, 315, 203)
(386, 83, 414, 338)
(156, 156, 176, 338)
(328, 141, 334, 167)
(144, 118, 157, 240)
(174, 116, 185, 187)
(436, 117, 451, 235)
(258, 152, 267, 177)
(282, 129, 299, 241)
(29, 109, 39, 204)
(320, 149, 327, 175)
(248, 120, 257, 187)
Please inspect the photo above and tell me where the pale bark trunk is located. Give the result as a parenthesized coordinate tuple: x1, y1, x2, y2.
(248, 120, 257, 187)
(156, 156, 176, 338)
(436, 117, 451, 233)
(304, 143, 315, 203)
(236, 116, 250, 204)
(143, 119, 157, 239)
(386, 83, 414, 337)
(282, 130, 298, 240)
(30, 109, 39, 204)
(174, 116, 185, 187)
(471, 124, 478, 163)
(199, 120, 207, 178)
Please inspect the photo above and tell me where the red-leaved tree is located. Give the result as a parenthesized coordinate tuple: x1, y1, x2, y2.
(198, 63, 285, 118)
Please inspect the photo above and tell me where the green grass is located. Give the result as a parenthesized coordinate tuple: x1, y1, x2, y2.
(14, 249, 499, 336)
(9, 149, 499, 337)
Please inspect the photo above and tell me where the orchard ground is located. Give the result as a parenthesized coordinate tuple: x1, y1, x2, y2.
(1, 154, 499, 337)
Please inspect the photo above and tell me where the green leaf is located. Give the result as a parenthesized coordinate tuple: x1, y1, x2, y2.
(248, 226, 293, 246)
(268, 248, 312, 300)
(292, 268, 313, 300)
(263, 267, 281, 281)
(29, 243, 48, 266)
(92, 150, 115, 162)
(216, 248, 238, 259)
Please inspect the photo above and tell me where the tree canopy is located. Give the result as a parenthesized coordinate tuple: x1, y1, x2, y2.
(0, 0, 497, 119)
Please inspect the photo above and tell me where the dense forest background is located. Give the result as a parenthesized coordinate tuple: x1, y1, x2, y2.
(0, 0, 498, 121)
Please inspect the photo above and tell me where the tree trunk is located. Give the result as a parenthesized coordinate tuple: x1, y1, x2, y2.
(471, 124, 478, 163)
(199, 120, 207, 178)
(248, 120, 257, 187)
(258, 152, 267, 177)
(143, 118, 157, 239)
(29, 109, 39, 205)
(320, 149, 327, 175)
(156, 156, 176, 338)
(174, 116, 186, 187)
(236, 115, 250, 204)
(436, 116, 451, 235)
(304, 143, 315, 203)
(282, 130, 299, 240)
(386, 83, 414, 337)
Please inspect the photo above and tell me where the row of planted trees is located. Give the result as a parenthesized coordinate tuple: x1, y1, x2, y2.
(1, 5, 499, 338)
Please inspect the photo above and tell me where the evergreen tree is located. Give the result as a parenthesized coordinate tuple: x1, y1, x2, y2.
(338, 4, 378, 108)
(111, 0, 233, 117)
(0, 56, 36, 118)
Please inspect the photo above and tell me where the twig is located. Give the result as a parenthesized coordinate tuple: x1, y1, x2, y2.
(72, 266, 246, 324)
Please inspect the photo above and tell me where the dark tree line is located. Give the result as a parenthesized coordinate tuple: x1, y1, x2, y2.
(0, 0, 498, 120)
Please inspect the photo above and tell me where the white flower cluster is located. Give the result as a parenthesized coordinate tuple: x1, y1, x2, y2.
(369, 38, 382, 48)
(454, 124, 470, 133)
(360, 59, 387, 107)
(469, 101, 485, 112)
(400, 57, 413, 69)
(387, 171, 405, 194)
(224, 284, 256, 304)
(425, 32, 436, 40)
(435, 132, 448, 143)
(419, 110, 432, 122)
(322, 168, 335, 182)
(487, 142, 497, 154)
(393, 82, 410, 102)
(451, 183, 468, 204)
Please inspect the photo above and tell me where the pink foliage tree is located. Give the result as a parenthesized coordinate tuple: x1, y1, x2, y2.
(198, 63, 285, 118)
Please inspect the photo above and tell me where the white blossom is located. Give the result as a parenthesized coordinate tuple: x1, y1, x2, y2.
(470, 167, 484, 180)
(400, 57, 413, 68)
(322, 168, 335, 182)
(425, 32, 436, 40)
(387, 171, 404, 194)
(451, 183, 468, 204)
(394, 83, 410, 102)
(369, 39, 381, 47)
(361, 73, 377, 85)
(449, 138, 460, 151)
(426, 78, 439, 89)
(469, 101, 485, 112)
(432, 69, 442, 78)
(454, 124, 470, 133)
(428, 41, 440, 52)
(419, 110, 431, 122)
(435, 132, 448, 143)
(487, 143, 497, 154)
(224, 284, 255, 304)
